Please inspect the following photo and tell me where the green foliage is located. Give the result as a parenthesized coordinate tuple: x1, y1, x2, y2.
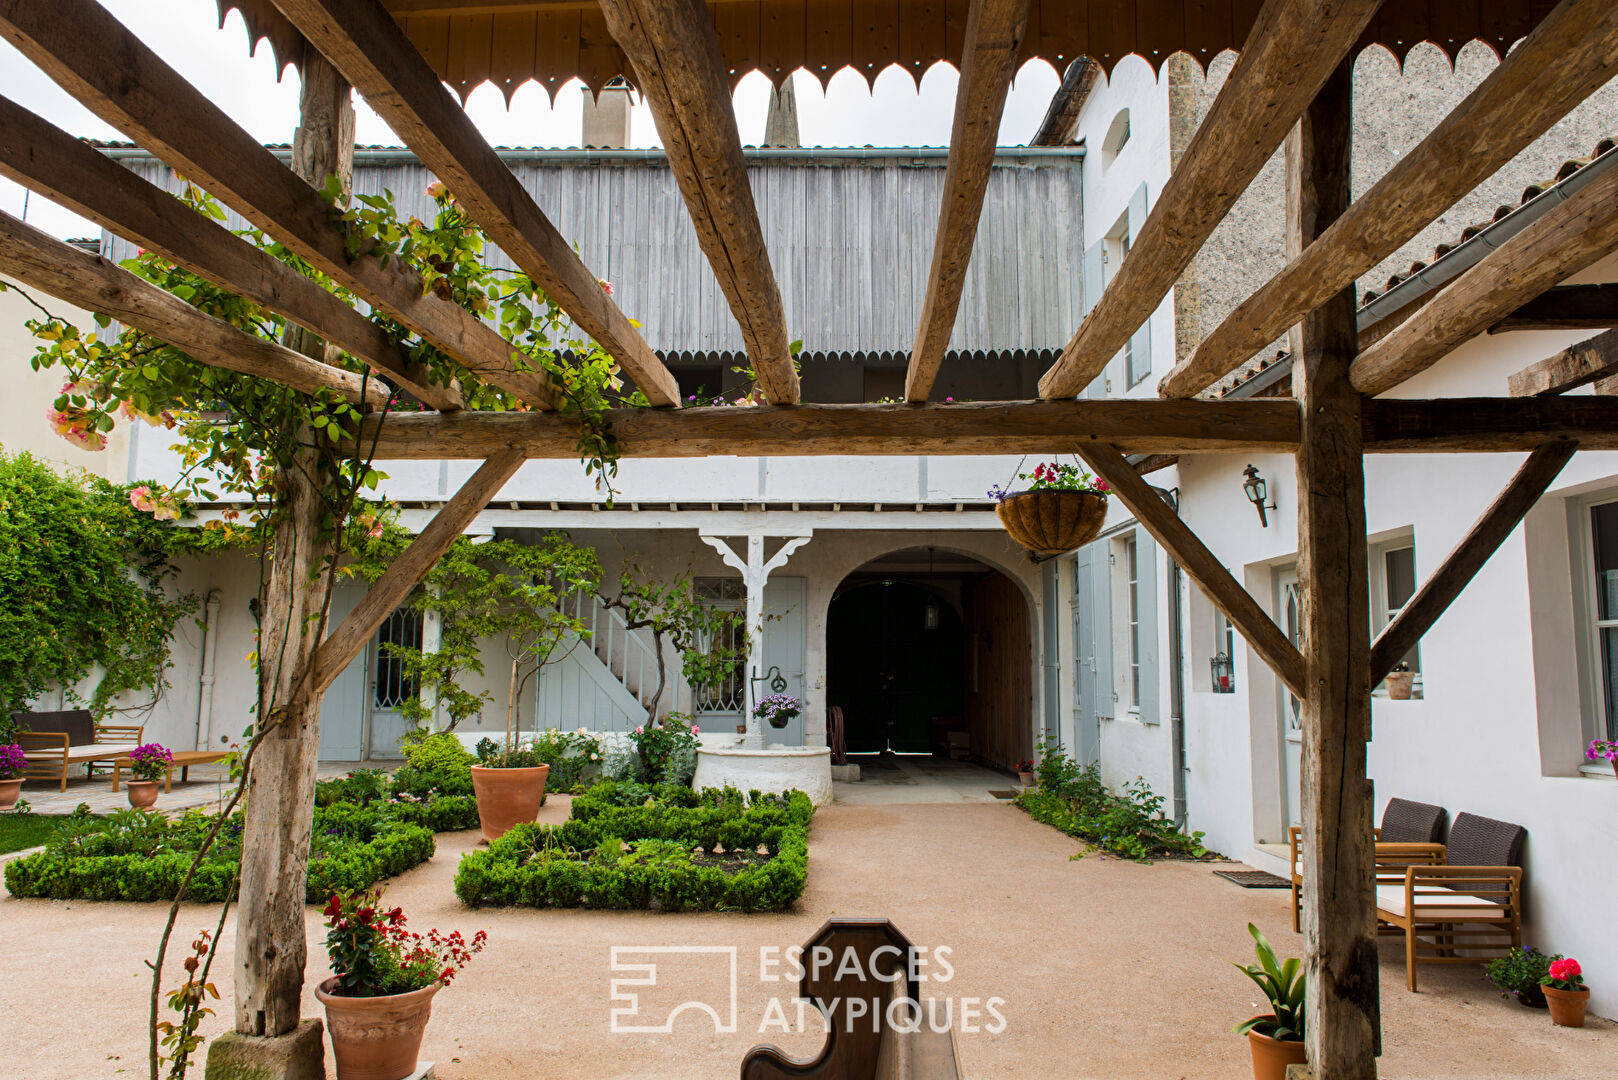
(1016, 738, 1210, 862)
(601, 566, 748, 716)
(628, 714, 701, 786)
(0, 450, 197, 731)
(1232, 923, 1306, 1042)
(531, 728, 602, 789)
(314, 743, 482, 831)
(0, 809, 79, 854)
(454, 782, 814, 912)
(156, 928, 220, 1080)
(2, 803, 434, 903)
(1485, 946, 1555, 1001)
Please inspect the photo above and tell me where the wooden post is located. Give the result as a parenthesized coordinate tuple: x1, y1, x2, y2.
(1289, 62, 1379, 1079)
(233, 49, 354, 1039)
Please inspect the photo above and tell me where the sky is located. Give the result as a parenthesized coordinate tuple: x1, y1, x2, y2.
(0, 0, 1064, 240)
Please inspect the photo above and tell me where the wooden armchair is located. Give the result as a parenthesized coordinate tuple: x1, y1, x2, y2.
(1376, 812, 1526, 992)
(1290, 797, 1448, 932)
(13, 710, 145, 791)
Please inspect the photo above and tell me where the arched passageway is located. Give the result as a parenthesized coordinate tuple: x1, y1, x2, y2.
(826, 548, 1032, 769)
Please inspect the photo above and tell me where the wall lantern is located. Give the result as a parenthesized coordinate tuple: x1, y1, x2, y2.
(1210, 652, 1235, 694)
(924, 600, 941, 631)
(1242, 464, 1276, 528)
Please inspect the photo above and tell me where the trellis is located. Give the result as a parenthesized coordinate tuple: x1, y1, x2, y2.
(1, 1, 1616, 1077)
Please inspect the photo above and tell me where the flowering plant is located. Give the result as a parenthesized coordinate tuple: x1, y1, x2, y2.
(1013, 759, 1035, 775)
(754, 694, 802, 729)
(129, 742, 174, 783)
(1587, 738, 1617, 764)
(323, 888, 487, 998)
(628, 713, 701, 785)
(988, 461, 1110, 501)
(1542, 957, 1586, 991)
(0, 742, 27, 780)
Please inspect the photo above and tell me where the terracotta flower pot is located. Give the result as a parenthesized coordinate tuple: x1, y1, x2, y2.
(1245, 1020, 1308, 1080)
(0, 777, 22, 811)
(316, 977, 441, 1080)
(1017, 771, 1035, 787)
(470, 764, 548, 842)
(1543, 984, 1590, 1028)
(995, 489, 1106, 556)
(1385, 671, 1415, 700)
(127, 780, 161, 809)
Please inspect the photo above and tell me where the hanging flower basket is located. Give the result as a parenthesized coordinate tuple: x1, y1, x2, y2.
(995, 489, 1108, 555)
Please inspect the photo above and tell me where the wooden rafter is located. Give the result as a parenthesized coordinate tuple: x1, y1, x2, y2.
(1030, 57, 1100, 148)
(1491, 282, 1618, 333)
(1351, 158, 1618, 396)
(1363, 397, 1618, 451)
(1, 208, 386, 407)
(1035, 0, 1382, 400)
(307, 449, 526, 698)
(272, 0, 684, 408)
(0, 95, 464, 412)
(0, 0, 557, 411)
(596, 0, 797, 405)
(1370, 442, 1577, 684)
(904, 0, 1030, 403)
(354, 399, 1303, 459)
(1508, 329, 1618, 397)
(1076, 443, 1307, 699)
(1160, 0, 1618, 399)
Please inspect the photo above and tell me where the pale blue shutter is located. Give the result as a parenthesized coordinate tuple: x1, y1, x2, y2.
(1136, 533, 1160, 724)
(1092, 539, 1114, 722)
(1081, 240, 1107, 398)
(1127, 183, 1152, 386)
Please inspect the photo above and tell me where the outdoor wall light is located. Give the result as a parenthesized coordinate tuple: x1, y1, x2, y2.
(1242, 464, 1276, 528)
(1210, 652, 1235, 694)
(924, 599, 941, 631)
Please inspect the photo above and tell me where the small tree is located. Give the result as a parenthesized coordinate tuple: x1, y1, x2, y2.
(599, 565, 748, 718)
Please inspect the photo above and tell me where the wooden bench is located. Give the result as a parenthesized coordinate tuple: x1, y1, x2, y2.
(13, 710, 144, 792)
(1289, 796, 1448, 932)
(111, 750, 232, 793)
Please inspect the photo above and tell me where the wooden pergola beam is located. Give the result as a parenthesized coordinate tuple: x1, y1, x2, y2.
(1370, 442, 1577, 684)
(0, 0, 556, 411)
(1160, 0, 1618, 399)
(904, 0, 1030, 403)
(1350, 157, 1618, 396)
(1362, 396, 1618, 451)
(1030, 57, 1100, 148)
(352, 399, 1304, 459)
(1490, 282, 1618, 333)
(274, 0, 684, 408)
(307, 449, 526, 698)
(596, 0, 798, 405)
(1035, 0, 1382, 400)
(0, 95, 464, 412)
(1076, 443, 1307, 699)
(1508, 328, 1618, 397)
(0, 208, 386, 407)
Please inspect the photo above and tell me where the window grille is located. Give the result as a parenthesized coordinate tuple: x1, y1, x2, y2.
(374, 607, 422, 710)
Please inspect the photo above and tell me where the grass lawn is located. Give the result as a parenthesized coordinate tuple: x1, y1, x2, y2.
(0, 813, 73, 855)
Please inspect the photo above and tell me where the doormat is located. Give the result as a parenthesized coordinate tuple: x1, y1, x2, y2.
(1212, 868, 1290, 889)
(987, 789, 1022, 800)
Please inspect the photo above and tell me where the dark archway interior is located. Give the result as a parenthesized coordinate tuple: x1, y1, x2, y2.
(827, 549, 1032, 767)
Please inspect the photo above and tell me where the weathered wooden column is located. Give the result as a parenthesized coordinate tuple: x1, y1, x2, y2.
(1290, 61, 1379, 1079)
(223, 47, 355, 1067)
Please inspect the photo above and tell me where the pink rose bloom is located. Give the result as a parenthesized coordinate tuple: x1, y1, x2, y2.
(690, 725, 699, 735)
(425, 180, 447, 200)
(129, 485, 155, 512)
(1549, 958, 1582, 982)
(634, 726, 643, 734)
(598, 278, 614, 296)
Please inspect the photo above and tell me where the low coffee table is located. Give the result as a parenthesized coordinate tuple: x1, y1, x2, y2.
(111, 750, 231, 792)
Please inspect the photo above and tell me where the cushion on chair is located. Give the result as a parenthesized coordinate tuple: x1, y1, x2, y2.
(1379, 797, 1448, 845)
(1447, 812, 1526, 868)
(13, 710, 96, 747)
(1374, 884, 1507, 921)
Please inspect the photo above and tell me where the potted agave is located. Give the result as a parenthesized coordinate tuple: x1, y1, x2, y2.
(317, 888, 487, 1080)
(989, 462, 1109, 556)
(0, 742, 26, 810)
(127, 743, 173, 808)
(1233, 923, 1307, 1080)
(470, 736, 548, 843)
(1541, 957, 1590, 1028)
(1588, 738, 1618, 780)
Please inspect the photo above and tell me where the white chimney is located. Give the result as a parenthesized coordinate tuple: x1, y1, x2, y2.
(582, 79, 631, 149)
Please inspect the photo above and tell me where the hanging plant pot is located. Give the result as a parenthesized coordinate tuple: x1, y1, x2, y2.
(995, 490, 1107, 556)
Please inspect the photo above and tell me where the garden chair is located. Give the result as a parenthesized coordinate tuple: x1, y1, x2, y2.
(12, 710, 145, 792)
(1289, 797, 1448, 932)
(1376, 811, 1526, 992)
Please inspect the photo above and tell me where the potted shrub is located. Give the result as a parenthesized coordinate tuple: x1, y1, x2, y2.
(1541, 957, 1590, 1028)
(1484, 946, 1551, 1008)
(316, 889, 486, 1080)
(0, 742, 26, 810)
(754, 694, 801, 731)
(1588, 737, 1618, 780)
(989, 462, 1109, 556)
(126, 743, 173, 808)
(1233, 923, 1307, 1080)
(1385, 662, 1415, 700)
(470, 737, 548, 843)
(1014, 759, 1035, 787)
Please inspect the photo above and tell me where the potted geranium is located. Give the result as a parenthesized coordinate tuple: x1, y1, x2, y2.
(754, 694, 801, 731)
(1484, 946, 1551, 1008)
(316, 889, 487, 1080)
(1014, 759, 1035, 787)
(1233, 923, 1307, 1080)
(1588, 737, 1618, 780)
(470, 737, 548, 843)
(0, 742, 27, 810)
(127, 743, 173, 808)
(1541, 957, 1590, 1028)
(1385, 662, 1415, 700)
(989, 462, 1109, 556)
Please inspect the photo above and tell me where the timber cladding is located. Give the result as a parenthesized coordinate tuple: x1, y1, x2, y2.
(963, 571, 1033, 773)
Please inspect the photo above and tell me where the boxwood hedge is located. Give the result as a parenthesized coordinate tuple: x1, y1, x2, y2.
(3, 802, 434, 904)
(454, 782, 814, 912)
